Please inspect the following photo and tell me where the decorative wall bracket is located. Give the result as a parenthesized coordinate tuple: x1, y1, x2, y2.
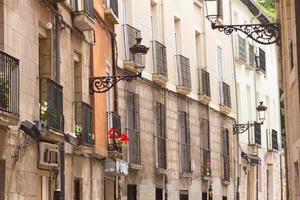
(89, 73, 141, 93)
(233, 121, 262, 135)
(211, 22, 280, 45)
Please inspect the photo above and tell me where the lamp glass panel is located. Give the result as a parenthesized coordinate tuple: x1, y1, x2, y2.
(134, 53, 146, 70)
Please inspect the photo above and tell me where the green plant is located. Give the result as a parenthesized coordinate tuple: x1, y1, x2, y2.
(0, 75, 10, 109)
(40, 101, 58, 122)
(75, 124, 82, 137)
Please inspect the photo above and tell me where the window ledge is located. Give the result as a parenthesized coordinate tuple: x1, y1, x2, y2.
(198, 95, 211, 105)
(129, 163, 142, 170)
(245, 64, 254, 70)
(180, 172, 193, 178)
(201, 175, 212, 182)
(41, 128, 64, 143)
(219, 105, 231, 115)
(152, 74, 168, 88)
(176, 86, 192, 95)
(0, 111, 19, 127)
(221, 179, 230, 186)
(155, 167, 167, 174)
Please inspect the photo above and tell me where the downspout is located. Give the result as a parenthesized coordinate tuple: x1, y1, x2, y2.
(54, 2, 61, 82)
(229, 1, 240, 199)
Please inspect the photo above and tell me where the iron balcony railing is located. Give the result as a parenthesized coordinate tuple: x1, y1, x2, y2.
(0, 51, 19, 115)
(107, 111, 121, 152)
(267, 129, 279, 151)
(248, 121, 261, 145)
(75, 101, 94, 146)
(181, 144, 191, 173)
(200, 69, 210, 97)
(177, 55, 191, 89)
(71, 0, 94, 19)
(258, 48, 266, 72)
(106, 0, 118, 17)
(221, 82, 231, 108)
(40, 78, 64, 132)
(238, 36, 247, 62)
(152, 41, 168, 77)
(249, 44, 255, 67)
(123, 24, 141, 61)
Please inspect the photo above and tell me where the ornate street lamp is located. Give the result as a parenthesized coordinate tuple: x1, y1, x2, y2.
(233, 101, 267, 135)
(89, 37, 149, 93)
(204, 0, 280, 45)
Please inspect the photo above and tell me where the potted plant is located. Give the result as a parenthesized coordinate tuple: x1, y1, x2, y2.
(108, 128, 129, 153)
(75, 124, 83, 144)
(0, 75, 9, 110)
(39, 101, 48, 129)
(202, 162, 212, 179)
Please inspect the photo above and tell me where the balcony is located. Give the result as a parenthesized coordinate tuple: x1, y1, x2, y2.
(248, 121, 261, 146)
(75, 101, 94, 146)
(104, 0, 119, 24)
(256, 48, 266, 73)
(267, 129, 279, 151)
(220, 82, 231, 114)
(152, 41, 168, 87)
(107, 111, 122, 156)
(198, 69, 211, 105)
(72, 0, 95, 31)
(246, 44, 255, 70)
(0, 51, 19, 126)
(176, 55, 191, 95)
(235, 36, 247, 64)
(123, 24, 141, 73)
(40, 78, 64, 132)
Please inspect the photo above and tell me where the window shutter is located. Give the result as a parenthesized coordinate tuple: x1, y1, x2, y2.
(161, 104, 166, 138)
(156, 102, 162, 137)
(185, 113, 190, 145)
(127, 91, 135, 129)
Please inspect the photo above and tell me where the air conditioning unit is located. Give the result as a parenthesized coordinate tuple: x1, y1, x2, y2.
(39, 142, 59, 170)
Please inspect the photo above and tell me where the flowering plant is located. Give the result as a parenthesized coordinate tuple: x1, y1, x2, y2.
(75, 124, 83, 137)
(202, 162, 212, 177)
(108, 128, 129, 148)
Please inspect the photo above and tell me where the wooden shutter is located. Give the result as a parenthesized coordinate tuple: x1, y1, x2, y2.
(134, 93, 140, 131)
(0, 160, 5, 200)
(156, 188, 163, 200)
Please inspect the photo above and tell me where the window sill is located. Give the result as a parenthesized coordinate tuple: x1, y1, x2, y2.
(129, 163, 142, 170)
(156, 167, 167, 174)
(176, 85, 192, 96)
(219, 105, 231, 115)
(198, 94, 211, 105)
(180, 172, 193, 178)
(41, 128, 65, 143)
(152, 74, 168, 88)
(201, 175, 212, 182)
(221, 179, 230, 186)
(0, 111, 19, 127)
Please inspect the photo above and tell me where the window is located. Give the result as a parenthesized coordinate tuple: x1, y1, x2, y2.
(174, 18, 182, 53)
(156, 102, 166, 169)
(195, 32, 202, 67)
(179, 111, 191, 173)
(294, 161, 300, 197)
(289, 40, 294, 69)
(201, 119, 211, 177)
(104, 178, 115, 200)
(202, 192, 208, 200)
(152, 41, 167, 77)
(222, 128, 230, 181)
(179, 190, 189, 200)
(156, 188, 163, 200)
(123, 24, 141, 61)
(127, 184, 137, 200)
(127, 91, 140, 164)
(151, 2, 159, 40)
(73, 178, 82, 200)
(222, 196, 227, 200)
(217, 47, 223, 82)
(71, 0, 94, 18)
(0, 51, 19, 115)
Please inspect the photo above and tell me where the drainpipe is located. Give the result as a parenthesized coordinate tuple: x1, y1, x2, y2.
(229, 0, 240, 199)
(54, 2, 61, 82)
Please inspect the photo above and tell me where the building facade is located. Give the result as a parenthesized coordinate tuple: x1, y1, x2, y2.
(0, 0, 115, 199)
(277, 0, 300, 200)
(114, 0, 236, 199)
(231, 1, 285, 200)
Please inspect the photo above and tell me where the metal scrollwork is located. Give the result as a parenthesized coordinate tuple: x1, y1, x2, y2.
(212, 23, 280, 45)
(89, 73, 141, 93)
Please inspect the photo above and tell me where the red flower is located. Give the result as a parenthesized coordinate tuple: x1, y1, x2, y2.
(120, 133, 129, 142)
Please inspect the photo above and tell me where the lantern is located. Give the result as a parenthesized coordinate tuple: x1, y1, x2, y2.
(256, 101, 267, 122)
(130, 37, 149, 71)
